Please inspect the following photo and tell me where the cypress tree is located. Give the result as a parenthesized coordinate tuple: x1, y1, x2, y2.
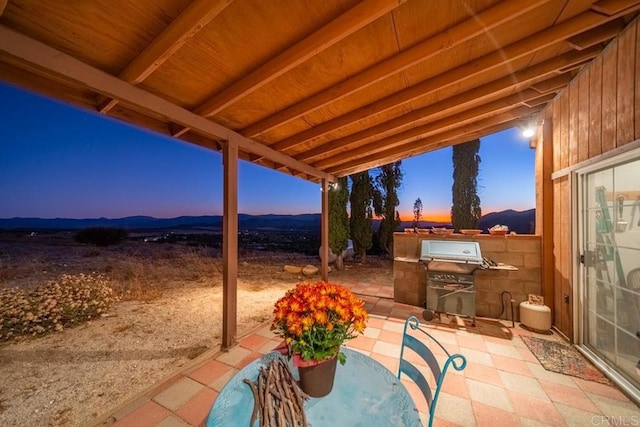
(412, 198, 423, 230)
(349, 171, 373, 263)
(328, 177, 349, 270)
(373, 162, 403, 257)
(451, 139, 482, 231)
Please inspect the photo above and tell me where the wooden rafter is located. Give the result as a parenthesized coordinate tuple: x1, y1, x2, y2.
(294, 82, 540, 166)
(292, 47, 601, 164)
(522, 93, 558, 108)
(333, 119, 529, 177)
(567, 19, 625, 50)
(171, 0, 408, 137)
(313, 101, 544, 169)
(332, 107, 543, 177)
(258, 5, 640, 160)
(269, 9, 626, 155)
(99, 0, 233, 114)
(241, 0, 553, 139)
(0, 25, 334, 182)
(531, 73, 576, 94)
(591, 0, 639, 16)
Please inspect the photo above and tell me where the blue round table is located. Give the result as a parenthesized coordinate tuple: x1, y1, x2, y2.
(206, 347, 422, 426)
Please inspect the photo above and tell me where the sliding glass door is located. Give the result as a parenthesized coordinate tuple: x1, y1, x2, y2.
(578, 150, 640, 399)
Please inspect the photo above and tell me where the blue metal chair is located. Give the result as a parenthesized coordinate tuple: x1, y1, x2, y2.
(398, 316, 467, 427)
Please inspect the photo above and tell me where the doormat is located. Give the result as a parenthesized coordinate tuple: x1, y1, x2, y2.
(521, 336, 612, 385)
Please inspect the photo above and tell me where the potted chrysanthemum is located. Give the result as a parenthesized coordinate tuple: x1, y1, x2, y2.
(271, 281, 368, 397)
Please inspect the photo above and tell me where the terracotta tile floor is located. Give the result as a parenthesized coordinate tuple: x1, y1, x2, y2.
(100, 282, 639, 427)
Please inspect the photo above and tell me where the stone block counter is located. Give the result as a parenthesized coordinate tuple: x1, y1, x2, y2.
(393, 232, 542, 321)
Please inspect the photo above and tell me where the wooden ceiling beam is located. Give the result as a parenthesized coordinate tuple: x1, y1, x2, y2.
(262, 6, 636, 156)
(99, 0, 233, 114)
(590, 0, 639, 16)
(531, 73, 575, 93)
(0, 25, 334, 182)
(567, 19, 625, 50)
(170, 0, 408, 137)
(522, 93, 558, 107)
(295, 48, 598, 163)
(296, 85, 527, 162)
(332, 119, 528, 177)
(327, 107, 541, 176)
(197, 0, 406, 116)
(241, 0, 553, 138)
(313, 101, 541, 169)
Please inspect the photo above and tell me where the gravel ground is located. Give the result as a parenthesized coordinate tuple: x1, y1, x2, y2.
(0, 283, 291, 427)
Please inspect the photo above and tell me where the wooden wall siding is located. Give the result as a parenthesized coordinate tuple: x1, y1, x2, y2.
(553, 177, 572, 334)
(589, 55, 603, 158)
(637, 21, 640, 140)
(578, 69, 590, 163)
(550, 17, 638, 165)
(601, 38, 618, 153)
(617, 26, 636, 146)
(546, 18, 639, 339)
(569, 76, 580, 165)
(558, 89, 570, 169)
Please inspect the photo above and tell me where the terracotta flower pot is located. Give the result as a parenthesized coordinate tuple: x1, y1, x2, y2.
(297, 355, 338, 397)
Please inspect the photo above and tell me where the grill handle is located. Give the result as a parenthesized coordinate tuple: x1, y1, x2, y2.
(421, 257, 481, 265)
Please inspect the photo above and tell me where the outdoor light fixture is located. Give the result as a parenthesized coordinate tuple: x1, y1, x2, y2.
(522, 126, 535, 138)
(320, 182, 340, 191)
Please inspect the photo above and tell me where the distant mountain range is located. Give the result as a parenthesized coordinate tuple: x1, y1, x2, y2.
(400, 208, 535, 234)
(0, 209, 535, 234)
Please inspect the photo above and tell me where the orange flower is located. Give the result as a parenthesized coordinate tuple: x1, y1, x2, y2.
(271, 281, 369, 363)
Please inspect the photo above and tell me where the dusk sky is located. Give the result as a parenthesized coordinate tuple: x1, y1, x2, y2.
(0, 82, 536, 222)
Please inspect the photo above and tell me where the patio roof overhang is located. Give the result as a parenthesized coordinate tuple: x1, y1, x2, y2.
(2, 0, 640, 348)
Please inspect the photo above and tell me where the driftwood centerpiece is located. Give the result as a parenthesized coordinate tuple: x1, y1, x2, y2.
(243, 356, 309, 427)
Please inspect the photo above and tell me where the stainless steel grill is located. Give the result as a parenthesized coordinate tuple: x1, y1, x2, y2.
(420, 240, 483, 325)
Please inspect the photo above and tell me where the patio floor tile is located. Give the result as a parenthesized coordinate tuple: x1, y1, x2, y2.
(345, 334, 376, 351)
(507, 390, 566, 425)
(238, 333, 270, 351)
(472, 401, 522, 427)
(466, 378, 512, 411)
(464, 362, 504, 387)
(491, 354, 533, 377)
(156, 415, 190, 427)
(174, 388, 218, 426)
(372, 339, 402, 358)
(112, 400, 171, 427)
(498, 371, 548, 400)
(187, 360, 233, 386)
(153, 378, 204, 411)
(538, 379, 600, 413)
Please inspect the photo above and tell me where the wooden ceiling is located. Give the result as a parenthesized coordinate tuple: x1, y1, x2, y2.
(1, 0, 639, 182)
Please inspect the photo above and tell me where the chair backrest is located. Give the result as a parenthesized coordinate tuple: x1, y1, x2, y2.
(398, 316, 467, 427)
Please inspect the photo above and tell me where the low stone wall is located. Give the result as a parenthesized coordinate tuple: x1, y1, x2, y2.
(393, 233, 542, 321)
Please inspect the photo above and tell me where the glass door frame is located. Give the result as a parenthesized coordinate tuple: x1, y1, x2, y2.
(575, 144, 640, 404)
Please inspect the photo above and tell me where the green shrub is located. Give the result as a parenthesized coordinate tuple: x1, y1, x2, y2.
(0, 273, 118, 340)
(75, 227, 128, 246)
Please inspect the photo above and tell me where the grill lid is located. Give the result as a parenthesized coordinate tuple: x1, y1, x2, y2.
(419, 240, 483, 265)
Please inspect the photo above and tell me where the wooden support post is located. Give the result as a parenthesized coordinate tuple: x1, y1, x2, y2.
(321, 179, 329, 281)
(222, 141, 238, 350)
(538, 114, 555, 314)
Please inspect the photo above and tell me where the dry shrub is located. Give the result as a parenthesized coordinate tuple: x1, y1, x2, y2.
(0, 273, 118, 340)
(105, 246, 221, 301)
